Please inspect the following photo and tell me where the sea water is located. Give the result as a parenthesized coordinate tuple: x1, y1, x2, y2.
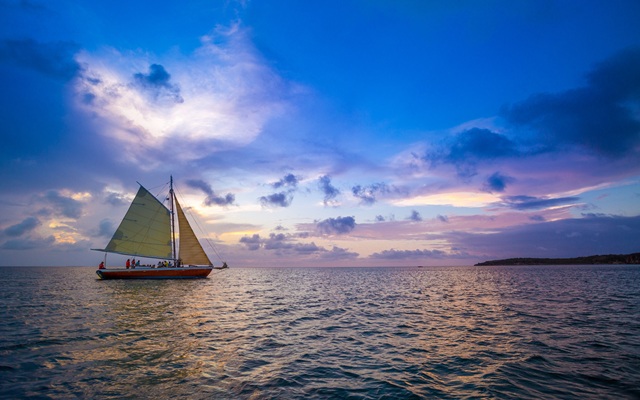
(1, 265, 639, 399)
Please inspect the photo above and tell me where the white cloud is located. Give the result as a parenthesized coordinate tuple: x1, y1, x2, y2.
(392, 192, 501, 208)
(73, 24, 290, 161)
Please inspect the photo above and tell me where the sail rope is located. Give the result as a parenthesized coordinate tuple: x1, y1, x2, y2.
(149, 182, 171, 201)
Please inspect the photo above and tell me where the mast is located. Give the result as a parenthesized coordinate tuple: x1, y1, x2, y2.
(169, 175, 177, 263)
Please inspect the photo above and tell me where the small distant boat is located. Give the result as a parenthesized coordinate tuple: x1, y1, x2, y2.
(93, 177, 225, 279)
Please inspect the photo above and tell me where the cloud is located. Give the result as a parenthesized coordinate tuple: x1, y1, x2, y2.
(104, 192, 128, 207)
(74, 23, 291, 162)
(318, 175, 340, 205)
(352, 182, 402, 205)
(239, 233, 261, 250)
(316, 216, 356, 235)
(445, 128, 519, 162)
(133, 63, 183, 104)
(272, 173, 299, 189)
(238, 232, 331, 256)
(502, 47, 640, 156)
(186, 179, 235, 206)
(259, 192, 292, 208)
(258, 173, 301, 208)
(447, 214, 640, 259)
(1, 235, 55, 250)
(408, 210, 422, 222)
(499, 195, 580, 211)
(0, 39, 81, 80)
(424, 128, 520, 179)
(483, 172, 514, 193)
(40, 191, 83, 219)
(394, 192, 500, 208)
(319, 246, 359, 260)
(369, 248, 448, 260)
(3, 217, 41, 237)
(97, 219, 114, 238)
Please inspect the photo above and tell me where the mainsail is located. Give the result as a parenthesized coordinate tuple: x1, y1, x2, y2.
(103, 186, 172, 259)
(175, 196, 213, 266)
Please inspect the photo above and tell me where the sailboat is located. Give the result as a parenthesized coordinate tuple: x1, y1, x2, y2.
(94, 177, 222, 279)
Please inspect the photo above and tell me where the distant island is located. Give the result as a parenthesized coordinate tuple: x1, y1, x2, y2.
(475, 252, 640, 266)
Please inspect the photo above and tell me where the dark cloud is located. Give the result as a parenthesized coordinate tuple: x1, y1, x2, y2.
(437, 214, 449, 223)
(369, 248, 448, 260)
(502, 48, 640, 156)
(185, 179, 235, 207)
(423, 128, 520, 179)
(239, 232, 328, 255)
(104, 192, 128, 207)
(375, 215, 385, 222)
(316, 216, 356, 235)
(259, 174, 300, 208)
(272, 173, 299, 189)
(134, 64, 171, 86)
(483, 172, 515, 193)
(499, 195, 580, 211)
(97, 219, 114, 238)
(529, 215, 545, 222)
(186, 179, 212, 195)
(352, 182, 398, 205)
(408, 210, 422, 222)
(239, 233, 262, 250)
(0, 235, 55, 250)
(40, 191, 83, 219)
(133, 64, 183, 103)
(259, 192, 292, 208)
(446, 128, 519, 162)
(4, 217, 40, 237)
(318, 175, 340, 205)
(288, 242, 324, 254)
(319, 246, 359, 260)
(265, 233, 292, 250)
(205, 193, 235, 206)
(447, 215, 640, 259)
(0, 39, 81, 81)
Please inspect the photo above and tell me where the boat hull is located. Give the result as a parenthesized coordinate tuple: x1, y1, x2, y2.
(96, 267, 213, 280)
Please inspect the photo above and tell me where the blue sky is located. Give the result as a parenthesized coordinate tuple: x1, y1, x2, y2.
(1, 0, 639, 267)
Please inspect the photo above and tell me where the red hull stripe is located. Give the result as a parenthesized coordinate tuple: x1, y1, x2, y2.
(96, 267, 212, 279)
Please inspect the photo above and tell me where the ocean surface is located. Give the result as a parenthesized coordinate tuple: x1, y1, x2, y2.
(1, 265, 639, 399)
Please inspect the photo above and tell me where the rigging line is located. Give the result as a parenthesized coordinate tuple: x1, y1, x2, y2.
(146, 180, 170, 198)
(173, 185, 226, 263)
(153, 182, 171, 206)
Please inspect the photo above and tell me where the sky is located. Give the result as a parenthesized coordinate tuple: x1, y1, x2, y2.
(1, 0, 639, 267)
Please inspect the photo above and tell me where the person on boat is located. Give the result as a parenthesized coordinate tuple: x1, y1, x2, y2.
(136, 259, 141, 267)
(126, 259, 130, 269)
(131, 258, 136, 269)
(99, 261, 105, 269)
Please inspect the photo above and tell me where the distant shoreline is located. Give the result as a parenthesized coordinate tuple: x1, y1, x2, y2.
(475, 252, 640, 266)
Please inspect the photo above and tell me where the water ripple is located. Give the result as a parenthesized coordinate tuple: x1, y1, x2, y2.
(1, 265, 640, 398)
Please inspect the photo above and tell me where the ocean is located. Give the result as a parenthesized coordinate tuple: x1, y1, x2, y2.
(1, 265, 639, 399)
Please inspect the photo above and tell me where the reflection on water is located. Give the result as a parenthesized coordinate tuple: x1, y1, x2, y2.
(1, 265, 639, 398)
